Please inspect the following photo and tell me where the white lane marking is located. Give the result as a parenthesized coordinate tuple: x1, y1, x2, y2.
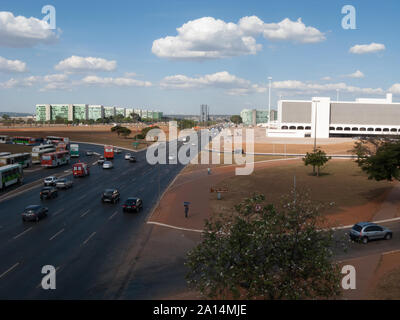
(53, 208, 64, 216)
(0, 262, 20, 280)
(82, 232, 96, 245)
(92, 161, 98, 165)
(13, 227, 32, 240)
(80, 209, 90, 218)
(382, 249, 400, 256)
(49, 228, 65, 241)
(108, 211, 118, 220)
(78, 195, 86, 201)
(147, 221, 203, 233)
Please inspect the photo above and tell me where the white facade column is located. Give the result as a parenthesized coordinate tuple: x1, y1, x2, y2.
(311, 97, 330, 139)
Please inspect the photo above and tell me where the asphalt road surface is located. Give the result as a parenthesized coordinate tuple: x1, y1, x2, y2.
(0, 135, 209, 299)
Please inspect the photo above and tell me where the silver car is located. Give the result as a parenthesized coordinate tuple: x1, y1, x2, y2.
(350, 222, 393, 244)
(56, 178, 73, 189)
(103, 161, 113, 169)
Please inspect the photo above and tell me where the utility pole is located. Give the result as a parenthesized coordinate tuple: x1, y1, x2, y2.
(336, 89, 339, 102)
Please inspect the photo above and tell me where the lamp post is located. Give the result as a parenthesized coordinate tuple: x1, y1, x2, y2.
(268, 76, 272, 126)
(336, 89, 339, 102)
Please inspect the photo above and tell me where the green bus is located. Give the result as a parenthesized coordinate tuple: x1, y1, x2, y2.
(0, 153, 32, 168)
(70, 144, 80, 157)
(0, 164, 23, 190)
(12, 136, 36, 145)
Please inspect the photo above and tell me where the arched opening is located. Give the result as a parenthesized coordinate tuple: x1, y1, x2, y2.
(391, 128, 397, 132)
(289, 126, 296, 130)
(344, 127, 351, 131)
(367, 128, 374, 131)
(352, 127, 359, 131)
(375, 128, 382, 132)
(360, 128, 366, 131)
(305, 126, 311, 130)
(336, 127, 343, 131)
(329, 127, 335, 130)
(383, 128, 389, 132)
(281, 126, 288, 130)
(297, 126, 304, 130)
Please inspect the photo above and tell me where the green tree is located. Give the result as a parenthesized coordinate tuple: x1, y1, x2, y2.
(355, 139, 400, 181)
(185, 193, 342, 299)
(230, 115, 243, 124)
(111, 125, 122, 136)
(119, 127, 132, 138)
(303, 148, 331, 176)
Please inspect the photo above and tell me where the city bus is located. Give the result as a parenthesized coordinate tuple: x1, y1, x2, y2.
(70, 144, 80, 157)
(31, 144, 56, 164)
(0, 164, 23, 190)
(0, 153, 32, 168)
(41, 151, 70, 168)
(104, 145, 114, 160)
(12, 136, 36, 146)
(46, 136, 70, 145)
(0, 135, 12, 144)
(0, 152, 11, 157)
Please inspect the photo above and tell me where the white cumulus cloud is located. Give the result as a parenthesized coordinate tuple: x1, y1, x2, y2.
(0, 56, 27, 72)
(349, 43, 385, 54)
(152, 16, 325, 60)
(389, 83, 400, 94)
(0, 11, 58, 47)
(81, 75, 152, 87)
(345, 70, 365, 78)
(55, 56, 117, 73)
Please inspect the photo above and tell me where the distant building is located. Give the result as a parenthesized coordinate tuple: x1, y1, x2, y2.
(35, 104, 162, 122)
(240, 109, 269, 126)
(88, 105, 104, 120)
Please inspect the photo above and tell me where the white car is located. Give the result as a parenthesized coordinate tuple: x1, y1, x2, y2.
(114, 148, 121, 154)
(103, 161, 113, 169)
(124, 153, 131, 160)
(44, 176, 58, 186)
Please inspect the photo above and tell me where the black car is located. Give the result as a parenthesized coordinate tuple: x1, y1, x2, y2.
(98, 156, 105, 165)
(129, 155, 136, 163)
(40, 186, 58, 200)
(122, 197, 143, 213)
(101, 189, 120, 204)
(22, 205, 48, 222)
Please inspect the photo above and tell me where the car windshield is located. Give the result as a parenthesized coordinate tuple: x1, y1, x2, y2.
(25, 206, 39, 212)
(352, 224, 362, 232)
(104, 190, 114, 195)
(126, 199, 137, 204)
(57, 179, 66, 183)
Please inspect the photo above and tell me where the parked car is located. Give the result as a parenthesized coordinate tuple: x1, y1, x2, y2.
(40, 186, 58, 200)
(103, 161, 113, 169)
(125, 153, 131, 160)
(350, 222, 393, 244)
(97, 156, 105, 165)
(122, 197, 143, 213)
(101, 189, 120, 203)
(129, 155, 136, 163)
(22, 205, 48, 222)
(44, 176, 58, 186)
(86, 151, 94, 156)
(56, 178, 73, 189)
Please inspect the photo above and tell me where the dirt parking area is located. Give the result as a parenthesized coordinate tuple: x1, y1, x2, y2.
(210, 159, 394, 227)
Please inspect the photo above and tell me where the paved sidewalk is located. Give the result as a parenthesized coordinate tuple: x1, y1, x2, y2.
(372, 182, 400, 221)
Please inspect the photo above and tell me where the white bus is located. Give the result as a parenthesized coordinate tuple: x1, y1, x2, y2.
(70, 144, 79, 157)
(0, 152, 11, 157)
(0, 135, 12, 144)
(0, 164, 23, 190)
(31, 144, 56, 164)
(0, 153, 32, 168)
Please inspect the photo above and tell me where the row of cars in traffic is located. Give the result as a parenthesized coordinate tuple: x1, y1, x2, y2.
(22, 148, 142, 222)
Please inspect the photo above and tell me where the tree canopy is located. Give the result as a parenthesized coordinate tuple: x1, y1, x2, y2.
(303, 148, 331, 176)
(185, 192, 342, 300)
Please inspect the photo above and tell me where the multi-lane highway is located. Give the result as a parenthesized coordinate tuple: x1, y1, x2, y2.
(0, 137, 206, 299)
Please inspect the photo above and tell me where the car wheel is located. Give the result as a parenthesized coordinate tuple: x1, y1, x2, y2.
(362, 236, 368, 244)
(22, 217, 26, 222)
(136, 207, 139, 213)
(385, 233, 392, 240)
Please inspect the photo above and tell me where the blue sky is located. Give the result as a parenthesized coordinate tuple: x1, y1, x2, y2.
(1, 0, 399, 114)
